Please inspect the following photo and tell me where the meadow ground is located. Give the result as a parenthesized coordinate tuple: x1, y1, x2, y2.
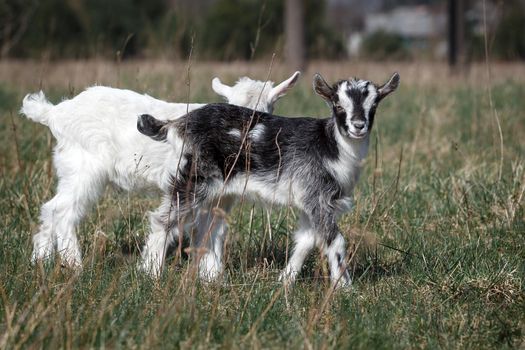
(0, 59, 524, 349)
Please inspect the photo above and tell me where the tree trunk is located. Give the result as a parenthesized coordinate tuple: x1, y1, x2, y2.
(448, 0, 467, 73)
(285, 0, 306, 70)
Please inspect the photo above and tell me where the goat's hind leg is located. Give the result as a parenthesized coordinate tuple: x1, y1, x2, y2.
(194, 196, 234, 282)
(140, 187, 206, 278)
(139, 196, 180, 277)
(32, 200, 58, 263)
(33, 151, 106, 268)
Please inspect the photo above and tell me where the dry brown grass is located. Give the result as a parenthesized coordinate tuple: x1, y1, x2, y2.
(2, 59, 525, 96)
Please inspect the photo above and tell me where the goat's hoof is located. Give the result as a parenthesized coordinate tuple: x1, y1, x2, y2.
(137, 259, 162, 279)
(31, 253, 51, 266)
(198, 254, 223, 283)
(278, 270, 298, 287)
(31, 246, 55, 265)
(332, 278, 352, 291)
(57, 255, 83, 270)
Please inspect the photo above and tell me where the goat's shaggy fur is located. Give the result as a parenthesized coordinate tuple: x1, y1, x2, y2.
(20, 72, 301, 275)
(137, 72, 400, 287)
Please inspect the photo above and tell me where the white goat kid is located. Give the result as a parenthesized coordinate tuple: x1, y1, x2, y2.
(20, 72, 301, 273)
(137, 72, 399, 288)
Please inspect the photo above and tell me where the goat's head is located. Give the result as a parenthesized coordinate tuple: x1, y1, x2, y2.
(212, 71, 301, 113)
(313, 72, 400, 140)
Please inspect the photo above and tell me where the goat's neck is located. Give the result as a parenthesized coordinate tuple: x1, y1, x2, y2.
(325, 119, 370, 195)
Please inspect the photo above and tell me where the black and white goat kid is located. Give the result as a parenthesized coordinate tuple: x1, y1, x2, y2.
(137, 72, 400, 287)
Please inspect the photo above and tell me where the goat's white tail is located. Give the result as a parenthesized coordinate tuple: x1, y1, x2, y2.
(20, 91, 54, 126)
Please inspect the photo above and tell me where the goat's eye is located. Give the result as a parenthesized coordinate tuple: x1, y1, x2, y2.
(335, 105, 345, 114)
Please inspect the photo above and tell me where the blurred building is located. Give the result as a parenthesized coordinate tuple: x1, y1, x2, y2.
(364, 6, 446, 38)
(346, 4, 447, 59)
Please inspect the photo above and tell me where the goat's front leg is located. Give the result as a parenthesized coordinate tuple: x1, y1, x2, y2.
(279, 213, 318, 285)
(324, 232, 352, 288)
(311, 209, 352, 288)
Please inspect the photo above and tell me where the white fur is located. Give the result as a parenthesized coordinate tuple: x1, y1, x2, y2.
(226, 124, 265, 142)
(248, 124, 266, 142)
(278, 213, 319, 284)
(21, 72, 301, 273)
(227, 129, 241, 138)
(20, 91, 53, 126)
(325, 127, 369, 195)
(213, 71, 300, 114)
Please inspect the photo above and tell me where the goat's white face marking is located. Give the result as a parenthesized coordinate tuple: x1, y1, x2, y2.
(335, 79, 378, 139)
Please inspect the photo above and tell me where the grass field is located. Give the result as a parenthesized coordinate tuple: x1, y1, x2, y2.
(0, 60, 524, 349)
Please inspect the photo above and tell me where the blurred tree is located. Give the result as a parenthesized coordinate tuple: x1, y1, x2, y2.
(198, 0, 283, 60)
(285, 0, 305, 69)
(0, 0, 344, 60)
(0, 0, 36, 57)
(468, 0, 525, 61)
(448, 0, 467, 72)
(1, 0, 87, 58)
(361, 31, 408, 60)
(1, 0, 171, 58)
(493, 0, 525, 60)
(81, 0, 166, 57)
(198, 0, 343, 61)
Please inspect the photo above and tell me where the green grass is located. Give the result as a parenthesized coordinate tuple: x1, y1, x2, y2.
(0, 61, 524, 349)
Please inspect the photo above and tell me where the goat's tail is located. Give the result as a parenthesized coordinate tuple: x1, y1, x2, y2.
(20, 91, 54, 126)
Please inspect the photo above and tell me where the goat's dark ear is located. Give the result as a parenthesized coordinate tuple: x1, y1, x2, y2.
(378, 72, 400, 101)
(313, 73, 333, 102)
(137, 114, 168, 141)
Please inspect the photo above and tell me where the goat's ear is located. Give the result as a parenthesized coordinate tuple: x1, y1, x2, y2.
(137, 114, 168, 141)
(268, 71, 301, 103)
(212, 77, 233, 100)
(313, 73, 333, 102)
(377, 72, 400, 101)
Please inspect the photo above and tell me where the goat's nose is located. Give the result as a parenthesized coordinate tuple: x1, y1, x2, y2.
(353, 121, 365, 130)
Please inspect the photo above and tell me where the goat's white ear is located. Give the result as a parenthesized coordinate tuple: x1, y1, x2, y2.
(137, 114, 168, 141)
(378, 72, 400, 100)
(212, 77, 233, 100)
(313, 73, 333, 102)
(268, 71, 301, 103)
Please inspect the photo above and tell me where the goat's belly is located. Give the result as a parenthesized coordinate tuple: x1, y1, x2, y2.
(108, 171, 150, 192)
(222, 176, 300, 208)
(109, 160, 163, 192)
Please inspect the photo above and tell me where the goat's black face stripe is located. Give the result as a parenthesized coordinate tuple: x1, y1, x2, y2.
(334, 107, 348, 134)
(368, 103, 377, 131)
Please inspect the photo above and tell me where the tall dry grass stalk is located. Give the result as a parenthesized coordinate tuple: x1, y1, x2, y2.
(482, 0, 505, 182)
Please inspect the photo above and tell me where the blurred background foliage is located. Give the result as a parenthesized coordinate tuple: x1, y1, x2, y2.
(489, 1, 525, 60)
(0, 0, 523, 61)
(0, 0, 344, 60)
